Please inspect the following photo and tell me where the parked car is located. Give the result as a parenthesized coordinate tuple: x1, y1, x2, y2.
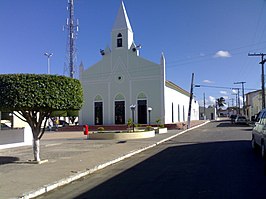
(252, 108, 266, 159)
(59, 120, 69, 127)
(235, 116, 247, 125)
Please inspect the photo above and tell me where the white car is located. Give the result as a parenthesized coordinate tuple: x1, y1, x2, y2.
(252, 108, 266, 159)
(235, 116, 247, 125)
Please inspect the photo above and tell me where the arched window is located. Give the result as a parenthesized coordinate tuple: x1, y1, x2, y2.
(137, 92, 147, 100)
(117, 33, 122, 47)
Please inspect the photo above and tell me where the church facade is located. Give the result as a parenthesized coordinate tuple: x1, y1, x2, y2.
(79, 2, 199, 126)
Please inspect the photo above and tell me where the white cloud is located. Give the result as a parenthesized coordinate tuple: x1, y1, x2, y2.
(208, 96, 216, 105)
(203, 80, 214, 84)
(220, 91, 227, 95)
(231, 89, 238, 94)
(214, 50, 231, 58)
(222, 96, 229, 100)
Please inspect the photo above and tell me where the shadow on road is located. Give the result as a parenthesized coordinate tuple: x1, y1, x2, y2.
(76, 140, 266, 199)
(0, 156, 20, 165)
(216, 122, 249, 128)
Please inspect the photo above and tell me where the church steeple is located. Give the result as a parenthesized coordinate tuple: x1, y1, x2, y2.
(111, 1, 134, 50)
(112, 1, 132, 32)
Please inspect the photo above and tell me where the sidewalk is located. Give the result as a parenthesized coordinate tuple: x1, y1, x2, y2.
(0, 121, 209, 199)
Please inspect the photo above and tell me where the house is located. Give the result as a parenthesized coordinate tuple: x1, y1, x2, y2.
(79, 2, 199, 126)
(246, 90, 263, 120)
(199, 106, 217, 120)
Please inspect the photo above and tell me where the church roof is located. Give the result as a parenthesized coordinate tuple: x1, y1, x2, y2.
(112, 1, 132, 32)
(166, 80, 190, 97)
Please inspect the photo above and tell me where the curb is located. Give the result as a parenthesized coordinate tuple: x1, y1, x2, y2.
(19, 121, 210, 199)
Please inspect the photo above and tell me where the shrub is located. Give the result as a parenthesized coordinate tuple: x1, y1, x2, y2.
(156, 118, 161, 126)
(145, 126, 153, 131)
(127, 118, 133, 127)
(97, 127, 105, 132)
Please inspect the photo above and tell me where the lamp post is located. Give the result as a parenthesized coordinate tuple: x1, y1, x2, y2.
(130, 104, 136, 132)
(147, 107, 152, 125)
(44, 52, 53, 74)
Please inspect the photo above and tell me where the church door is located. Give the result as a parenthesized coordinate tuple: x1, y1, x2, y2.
(115, 101, 125, 124)
(94, 102, 103, 125)
(138, 100, 147, 124)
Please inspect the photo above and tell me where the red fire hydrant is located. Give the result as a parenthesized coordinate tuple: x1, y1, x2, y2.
(83, 125, 89, 135)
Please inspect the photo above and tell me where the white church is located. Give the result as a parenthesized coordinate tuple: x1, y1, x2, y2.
(79, 2, 199, 126)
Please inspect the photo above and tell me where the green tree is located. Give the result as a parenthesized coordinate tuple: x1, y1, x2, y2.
(216, 97, 226, 108)
(0, 74, 83, 162)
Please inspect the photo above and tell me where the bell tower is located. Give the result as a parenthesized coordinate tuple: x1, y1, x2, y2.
(111, 1, 134, 50)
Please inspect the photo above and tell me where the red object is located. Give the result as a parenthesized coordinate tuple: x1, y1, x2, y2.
(83, 125, 89, 135)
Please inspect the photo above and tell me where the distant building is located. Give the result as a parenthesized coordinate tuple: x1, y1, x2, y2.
(79, 2, 199, 125)
(246, 90, 263, 120)
(199, 106, 216, 120)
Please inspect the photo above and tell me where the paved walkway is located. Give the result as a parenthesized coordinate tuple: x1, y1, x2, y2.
(0, 121, 208, 199)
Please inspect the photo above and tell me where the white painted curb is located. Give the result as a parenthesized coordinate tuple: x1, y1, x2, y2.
(19, 121, 210, 199)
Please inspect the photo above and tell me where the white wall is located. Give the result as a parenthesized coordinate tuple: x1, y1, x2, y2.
(164, 86, 199, 124)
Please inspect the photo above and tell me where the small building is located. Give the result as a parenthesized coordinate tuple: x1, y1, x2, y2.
(199, 106, 217, 120)
(79, 2, 199, 126)
(246, 90, 263, 120)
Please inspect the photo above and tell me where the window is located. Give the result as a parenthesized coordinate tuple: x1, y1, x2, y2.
(172, 103, 174, 123)
(117, 33, 122, 47)
(178, 105, 180, 122)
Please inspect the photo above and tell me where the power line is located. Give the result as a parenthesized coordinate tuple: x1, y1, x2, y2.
(194, 84, 257, 91)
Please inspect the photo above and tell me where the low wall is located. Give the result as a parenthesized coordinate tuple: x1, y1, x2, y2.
(88, 130, 155, 140)
(0, 127, 33, 149)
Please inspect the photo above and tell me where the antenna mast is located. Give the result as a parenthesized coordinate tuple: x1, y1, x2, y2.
(65, 0, 79, 78)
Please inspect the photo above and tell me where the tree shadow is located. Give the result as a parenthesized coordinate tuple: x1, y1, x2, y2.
(75, 140, 266, 199)
(0, 156, 20, 165)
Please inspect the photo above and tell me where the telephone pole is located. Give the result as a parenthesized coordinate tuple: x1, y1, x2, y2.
(248, 53, 266, 109)
(187, 73, 194, 129)
(234, 81, 246, 115)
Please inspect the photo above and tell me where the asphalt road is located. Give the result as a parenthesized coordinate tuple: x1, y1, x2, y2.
(37, 120, 266, 199)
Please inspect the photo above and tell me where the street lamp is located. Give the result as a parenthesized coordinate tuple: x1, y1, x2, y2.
(130, 104, 136, 132)
(147, 107, 152, 125)
(44, 52, 53, 74)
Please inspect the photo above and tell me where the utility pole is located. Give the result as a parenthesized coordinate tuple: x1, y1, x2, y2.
(234, 82, 246, 115)
(203, 92, 206, 120)
(187, 73, 194, 129)
(237, 88, 240, 114)
(232, 93, 237, 114)
(65, 0, 79, 78)
(248, 53, 266, 109)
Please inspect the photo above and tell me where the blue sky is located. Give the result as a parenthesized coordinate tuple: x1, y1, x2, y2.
(1, 0, 266, 107)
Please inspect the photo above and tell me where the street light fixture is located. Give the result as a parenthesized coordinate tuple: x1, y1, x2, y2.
(130, 104, 136, 132)
(147, 107, 152, 125)
(44, 52, 53, 74)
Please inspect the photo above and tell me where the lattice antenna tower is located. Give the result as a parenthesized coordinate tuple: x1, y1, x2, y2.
(64, 0, 79, 78)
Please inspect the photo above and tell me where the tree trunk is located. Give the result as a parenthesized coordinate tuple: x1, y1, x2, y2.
(33, 138, 40, 162)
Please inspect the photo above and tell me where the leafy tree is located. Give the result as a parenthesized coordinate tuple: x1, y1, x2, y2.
(216, 97, 226, 107)
(67, 110, 79, 124)
(0, 74, 83, 162)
